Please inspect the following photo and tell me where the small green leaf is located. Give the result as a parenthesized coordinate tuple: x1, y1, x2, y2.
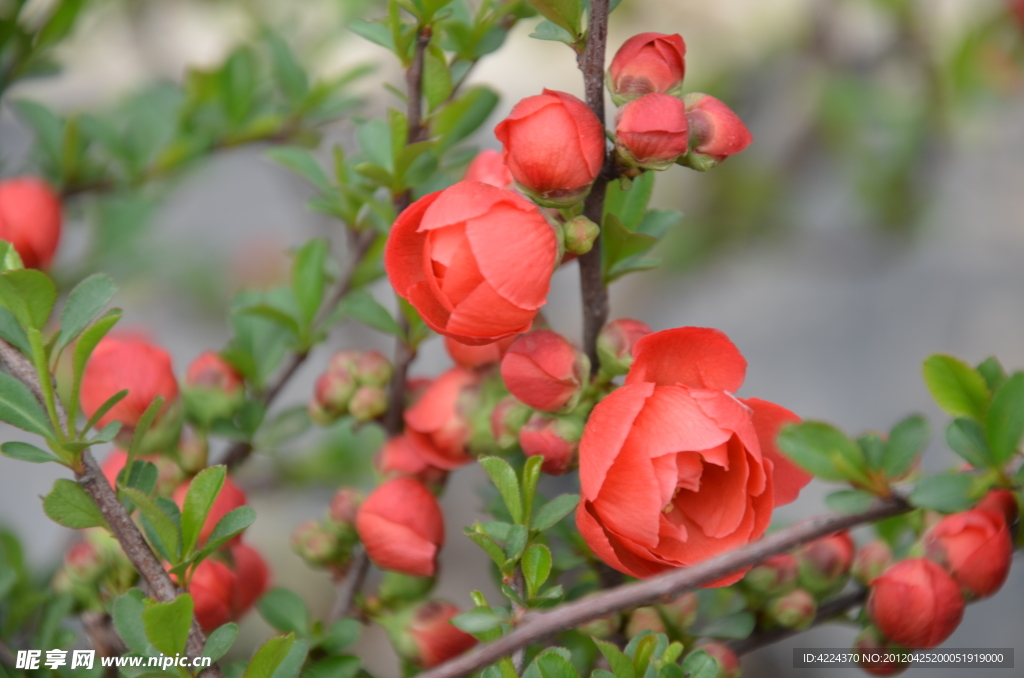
(123, 460, 158, 496)
(698, 611, 755, 639)
(522, 649, 580, 678)
(244, 634, 296, 678)
(825, 489, 875, 514)
(522, 543, 552, 598)
(521, 456, 543, 527)
(267, 148, 331, 194)
(181, 465, 227, 556)
(266, 34, 309, 105)
(423, 46, 453, 111)
(595, 640, 634, 678)
(270, 637, 309, 678)
(986, 372, 1024, 466)
(909, 474, 975, 513)
(977, 357, 1008, 393)
(431, 86, 499, 152)
(56, 273, 116, 357)
(883, 415, 929, 478)
(348, 20, 396, 52)
(922, 354, 990, 420)
(858, 433, 886, 470)
(82, 389, 128, 435)
(70, 308, 122, 426)
(532, 494, 579, 532)
(1, 441, 61, 464)
(479, 457, 523, 525)
(112, 590, 154, 655)
(529, 20, 577, 46)
(203, 623, 239, 662)
(0, 370, 55, 438)
(257, 588, 310, 636)
(451, 608, 503, 634)
(43, 479, 107, 529)
(142, 594, 193, 656)
(193, 506, 256, 562)
(336, 289, 402, 336)
(319, 619, 361, 654)
(465, 529, 507, 568)
(604, 171, 654, 231)
(505, 524, 528, 561)
(303, 657, 361, 678)
(128, 395, 165, 459)
(121, 487, 180, 561)
(0, 266, 57, 330)
(946, 418, 991, 468)
(0, 307, 31, 354)
(681, 651, 720, 678)
(776, 422, 865, 482)
(525, 0, 582, 37)
(602, 214, 658, 285)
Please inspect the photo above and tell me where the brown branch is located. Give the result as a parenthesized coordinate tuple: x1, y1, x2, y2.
(575, 0, 611, 369)
(728, 588, 867, 656)
(416, 495, 911, 678)
(328, 549, 371, 623)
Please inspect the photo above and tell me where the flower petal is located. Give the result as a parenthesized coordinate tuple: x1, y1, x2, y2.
(626, 327, 746, 392)
(578, 382, 654, 500)
(466, 205, 556, 310)
(743, 397, 811, 506)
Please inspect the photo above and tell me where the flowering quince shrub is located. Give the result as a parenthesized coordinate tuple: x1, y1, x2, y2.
(1, 2, 1024, 678)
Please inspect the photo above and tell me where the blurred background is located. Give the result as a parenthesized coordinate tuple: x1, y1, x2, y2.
(2, 0, 1024, 675)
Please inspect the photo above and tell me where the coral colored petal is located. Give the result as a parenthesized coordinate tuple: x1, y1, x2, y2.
(407, 281, 452, 333)
(358, 514, 438, 577)
(501, 352, 577, 411)
(428, 224, 468, 267)
(385, 190, 441, 296)
(578, 382, 654, 500)
(743, 397, 811, 506)
(650, 454, 679, 510)
(546, 90, 606, 179)
(626, 327, 747, 392)
(576, 501, 658, 579)
(465, 206, 556, 309)
(406, 430, 474, 470)
(419, 181, 508, 230)
(502, 105, 597, 192)
(446, 282, 537, 341)
(674, 438, 749, 538)
(691, 389, 762, 460)
(592, 437, 662, 549)
(438, 237, 484, 306)
(629, 386, 732, 458)
(405, 368, 476, 434)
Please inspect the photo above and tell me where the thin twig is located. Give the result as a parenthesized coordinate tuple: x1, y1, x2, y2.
(728, 588, 868, 656)
(329, 549, 371, 623)
(416, 495, 911, 678)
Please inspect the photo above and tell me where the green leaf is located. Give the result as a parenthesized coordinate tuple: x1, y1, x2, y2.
(319, 619, 361, 654)
(268, 148, 332, 194)
(258, 588, 310, 636)
(451, 608, 503, 634)
(505, 524, 528, 561)
(203, 623, 239, 662)
(909, 474, 975, 513)
(532, 493, 579, 532)
(0, 307, 31, 354)
(857, 433, 886, 470)
(12, 101, 62, 167)
(244, 634, 296, 678)
(291, 239, 329, 332)
(602, 214, 658, 284)
(523, 649, 580, 678)
(525, 0, 582, 37)
(922, 354, 990, 420)
(432, 86, 499, 152)
(70, 308, 122, 427)
(0, 241, 24, 271)
(112, 590, 154, 654)
(986, 372, 1024, 466)
(255, 406, 311, 449)
(825, 489, 875, 514)
(194, 506, 257, 562)
(123, 460, 158, 496)
(479, 457, 523, 525)
(236, 303, 301, 338)
(776, 422, 865, 482)
(0, 269, 56, 330)
(595, 640, 634, 678)
(423, 46, 453, 111)
(43, 479, 107, 529)
(0, 441, 61, 464)
(55, 273, 116, 357)
(36, 0, 85, 49)
(142, 594, 193, 656)
(522, 455, 543, 527)
(357, 119, 394, 171)
(465, 528, 508, 568)
(883, 415, 928, 478)
(302, 656, 361, 678)
(529, 20, 577, 46)
(181, 465, 226, 556)
(698, 611, 755, 639)
(267, 33, 309, 105)
(604, 171, 654, 232)
(221, 47, 257, 125)
(121, 487, 180, 561)
(270, 638, 309, 678)
(128, 395, 165, 459)
(977, 357, 1008, 393)
(946, 418, 991, 468)
(348, 20, 396, 52)
(522, 543, 552, 598)
(681, 651, 720, 678)
(82, 389, 128, 435)
(336, 289, 402, 336)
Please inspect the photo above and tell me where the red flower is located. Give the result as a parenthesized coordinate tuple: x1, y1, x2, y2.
(385, 181, 558, 345)
(404, 368, 479, 469)
(375, 434, 449, 490)
(80, 334, 179, 429)
(230, 542, 270, 616)
(869, 558, 964, 648)
(188, 541, 270, 632)
(494, 90, 605, 207)
(501, 330, 589, 412)
(615, 93, 689, 170)
(464, 149, 514, 189)
(355, 478, 445, 577)
(925, 509, 1012, 597)
(408, 600, 478, 667)
(608, 33, 687, 104)
(0, 177, 61, 269)
(576, 327, 812, 581)
(976, 488, 1018, 525)
(679, 94, 752, 171)
(444, 335, 517, 370)
(172, 473, 248, 547)
(185, 352, 242, 393)
(519, 413, 584, 476)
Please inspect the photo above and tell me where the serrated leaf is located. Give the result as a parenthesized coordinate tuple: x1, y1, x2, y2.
(532, 493, 579, 531)
(43, 479, 107, 529)
(505, 524, 528, 562)
(776, 422, 864, 482)
(244, 634, 296, 678)
(922, 354, 990, 420)
(56, 273, 116, 356)
(522, 543, 552, 598)
(181, 465, 226, 556)
(142, 594, 193, 656)
(270, 637, 308, 678)
(884, 415, 928, 478)
(82, 389, 128, 435)
(336, 289, 402, 336)
(258, 588, 310, 636)
(525, 0, 582, 36)
(681, 651, 720, 678)
(121, 487, 179, 561)
(909, 474, 975, 513)
(465, 529, 507, 568)
(479, 457, 523, 524)
(986, 372, 1024, 466)
(203, 623, 239, 662)
(194, 506, 257, 562)
(523, 649, 580, 678)
(128, 395, 164, 459)
(946, 418, 991, 468)
(1, 441, 61, 464)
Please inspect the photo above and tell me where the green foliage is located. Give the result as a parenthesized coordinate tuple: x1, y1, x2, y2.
(245, 634, 297, 678)
(180, 465, 227, 556)
(142, 594, 194, 656)
(258, 588, 311, 636)
(43, 479, 107, 529)
(922, 354, 990, 420)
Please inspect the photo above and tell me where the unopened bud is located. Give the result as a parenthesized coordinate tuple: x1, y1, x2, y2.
(291, 520, 344, 568)
(328, 488, 363, 527)
(562, 216, 600, 256)
(607, 33, 686, 106)
(853, 541, 893, 586)
(766, 588, 816, 630)
(869, 558, 964, 648)
(183, 352, 245, 424)
(379, 571, 436, 606)
(691, 641, 740, 678)
(625, 606, 665, 638)
(349, 385, 387, 422)
(976, 489, 1019, 525)
(660, 591, 699, 633)
(491, 396, 532, 450)
(743, 553, 799, 594)
(798, 531, 855, 595)
(924, 508, 1012, 598)
(355, 350, 393, 387)
(375, 435, 448, 491)
(596, 318, 652, 377)
(615, 93, 690, 171)
(501, 330, 589, 413)
(676, 93, 752, 172)
(177, 428, 209, 475)
(518, 413, 583, 475)
(328, 350, 362, 376)
(408, 600, 478, 667)
(854, 626, 909, 676)
(311, 369, 358, 422)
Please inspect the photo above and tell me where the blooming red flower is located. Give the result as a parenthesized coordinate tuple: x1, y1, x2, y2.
(408, 600, 478, 667)
(80, 334, 179, 429)
(463, 149, 514, 189)
(404, 368, 479, 469)
(925, 509, 1012, 597)
(680, 94, 753, 170)
(494, 90, 605, 206)
(0, 177, 62, 269)
(188, 541, 269, 632)
(444, 335, 517, 370)
(501, 330, 589, 412)
(576, 327, 812, 581)
(608, 33, 687, 104)
(869, 558, 964, 648)
(172, 473, 248, 547)
(375, 434, 449, 490)
(385, 181, 558, 345)
(355, 478, 445, 577)
(615, 93, 689, 170)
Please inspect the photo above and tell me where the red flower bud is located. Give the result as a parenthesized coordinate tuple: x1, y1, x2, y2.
(743, 553, 799, 594)
(292, 520, 343, 567)
(328, 488, 364, 526)
(494, 90, 605, 207)
(80, 334, 179, 429)
(608, 33, 686, 105)
(678, 94, 752, 171)
(868, 558, 964, 648)
(375, 435, 449, 490)
(444, 335, 517, 370)
(177, 428, 209, 475)
(691, 641, 740, 678)
(356, 478, 445, 577)
(328, 350, 362, 375)
(172, 474, 248, 547)
(924, 508, 1012, 598)
(596, 318, 652, 376)
(797, 531, 855, 594)
(501, 330, 589, 412)
(186, 352, 243, 393)
(854, 626, 908, 676)
(385, 181, 558, 344)
(310, 369, 358, 423)
(615, 93, 689, 170)
(625, 606, 665, 637)
(976, 488, 1018, 525)
(464, 149, 514, 189)
(408, 600, 478, 667)
(853, 540, 893, 586)
(766, 588, 816, 630)
(662, 591, 699, 631)
(562, 216, 600, 256)
(490, 396, 532, 450)
(355, 350, 393, 387)
(349, 385, 387, 422)
(1012, 0, 1024, 29)
(0, 177, 61, 269)
(190, 557, 234, 631)
(404, 368, 479, 469)
(229, 541, 270, 617)
(518, 413, 583, 475)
